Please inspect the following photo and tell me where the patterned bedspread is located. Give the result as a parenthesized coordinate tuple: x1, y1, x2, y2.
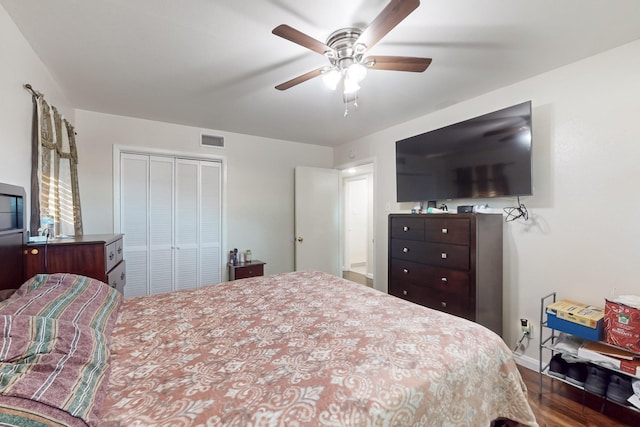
(0, 274, 122, 427)
(102, 271, 537, 426)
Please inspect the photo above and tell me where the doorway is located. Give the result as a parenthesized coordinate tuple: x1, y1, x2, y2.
(342, 163, 374, 287)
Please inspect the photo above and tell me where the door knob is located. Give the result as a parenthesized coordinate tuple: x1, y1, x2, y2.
(297, 237, 304, 242)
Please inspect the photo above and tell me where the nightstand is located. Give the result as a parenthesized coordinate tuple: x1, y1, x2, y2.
(228, 260, 266, 281)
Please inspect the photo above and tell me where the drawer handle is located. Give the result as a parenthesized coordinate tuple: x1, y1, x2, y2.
(403, 290, 408, 296)
(441, 277, 448, 283)
(403, 247, 409, 253)
(110, 283, 116, 288)
(441, 302, 447, 308)
(120, 272, 125, 280)
(403, 226, 410, 232)
(403, 268, 409, 274)
(441, 228, 448, 234)
(117, 246, 122, 254)
(441, 252, 447, 259)
(109, 252, 114, 260)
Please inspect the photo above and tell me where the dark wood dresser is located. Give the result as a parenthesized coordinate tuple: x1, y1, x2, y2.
(25, 234, 126, 293)
(388, 213, 503, 336)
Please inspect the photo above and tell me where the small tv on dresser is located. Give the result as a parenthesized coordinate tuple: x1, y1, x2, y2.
(0, 183, 26, 293)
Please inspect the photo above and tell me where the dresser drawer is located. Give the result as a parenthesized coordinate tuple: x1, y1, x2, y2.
(389, 280, 431, 306)
(390, 217, 425, 241)
(105, 238, 124, 272)
(107, 260, 126, 294)
(390, 259, 470, 294)
(424, 218, 470, 245)
(422, 289, 471, 320)
(390, 279, 471, 319)
(229, 261, 265, 280)
(391, 239, 470, 270)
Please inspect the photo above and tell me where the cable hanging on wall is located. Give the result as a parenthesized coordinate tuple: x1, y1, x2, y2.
(504, 196, 528, 222)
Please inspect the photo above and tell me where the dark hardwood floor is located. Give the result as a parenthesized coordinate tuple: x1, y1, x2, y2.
(342, 270, 373, 287)
(518, 365, 640, 426)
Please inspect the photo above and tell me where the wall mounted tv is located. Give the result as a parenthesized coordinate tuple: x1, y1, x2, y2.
(395, 101, 532, 203)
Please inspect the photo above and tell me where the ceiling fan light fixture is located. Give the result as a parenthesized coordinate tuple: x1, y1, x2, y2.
(347, 62, 367, 83)
(343, 75, 361, 95)
(322, 68, 341, 90)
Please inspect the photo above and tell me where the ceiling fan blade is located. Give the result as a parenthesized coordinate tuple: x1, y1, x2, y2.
(275, 67, 325, 91)
(272, 24, 333, 55)
(356, 0, 420, 50)
(366, 56, 432, 72)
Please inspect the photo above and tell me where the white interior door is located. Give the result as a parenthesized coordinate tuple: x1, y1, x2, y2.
(294, 166, 341, 275)
(346, 177, 368, 267)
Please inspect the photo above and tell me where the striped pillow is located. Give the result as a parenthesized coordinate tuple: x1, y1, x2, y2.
(0, 273, 122, 335)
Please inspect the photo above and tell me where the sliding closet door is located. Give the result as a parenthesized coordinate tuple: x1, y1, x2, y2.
(118, 152, 222, 297)
(174, 159, 199, 291)
(149, 157, 174, 294)
(200, 161, 222, 285)
(174, 159, 222, 289)
(120, 154, 149, 297)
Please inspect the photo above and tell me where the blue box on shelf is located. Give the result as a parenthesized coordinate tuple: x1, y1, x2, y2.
(546, 299, 604, 341)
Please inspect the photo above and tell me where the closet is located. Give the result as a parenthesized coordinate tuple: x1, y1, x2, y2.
(118, 153, 222, 297)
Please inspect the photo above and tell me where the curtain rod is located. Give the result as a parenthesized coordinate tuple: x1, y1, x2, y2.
(23, 83, 77, 135)
(23, 83, 42, 98)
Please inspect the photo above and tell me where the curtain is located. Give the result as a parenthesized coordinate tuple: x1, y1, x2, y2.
(30, 94, 83, 237)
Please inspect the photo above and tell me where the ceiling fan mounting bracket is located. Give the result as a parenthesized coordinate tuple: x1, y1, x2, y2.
(325, 28, 365, 60)
(323, 28, 369, 72)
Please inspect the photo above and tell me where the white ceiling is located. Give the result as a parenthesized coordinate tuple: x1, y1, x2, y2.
(3, 0, 640, 147)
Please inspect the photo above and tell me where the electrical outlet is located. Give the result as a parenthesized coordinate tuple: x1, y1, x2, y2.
(520, 318, 531, 336)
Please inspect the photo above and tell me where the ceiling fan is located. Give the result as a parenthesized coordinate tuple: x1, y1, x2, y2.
(272, 0, 432, 112)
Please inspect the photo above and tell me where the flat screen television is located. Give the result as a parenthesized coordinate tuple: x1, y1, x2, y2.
(395, 101, 532, 202)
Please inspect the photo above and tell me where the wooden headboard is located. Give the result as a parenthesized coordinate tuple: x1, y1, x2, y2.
(0, 183, 26, 292)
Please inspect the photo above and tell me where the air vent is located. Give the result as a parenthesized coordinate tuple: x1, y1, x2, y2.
(201, 134, 224, 148)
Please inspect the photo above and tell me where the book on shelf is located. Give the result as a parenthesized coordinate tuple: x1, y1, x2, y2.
(583, 341, 636, 360)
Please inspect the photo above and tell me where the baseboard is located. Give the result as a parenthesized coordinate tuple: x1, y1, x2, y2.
(513, 353, 539, 372)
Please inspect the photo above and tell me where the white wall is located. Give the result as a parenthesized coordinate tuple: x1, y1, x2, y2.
(0, 4, 73, 193)
(1, 0, 333, 280)
(75, 110, 333, 276)
(334, 39, 640, 365)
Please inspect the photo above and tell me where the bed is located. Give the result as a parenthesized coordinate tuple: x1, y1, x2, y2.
(2, 272, 537, 427)
(1, 186, 537, 427)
